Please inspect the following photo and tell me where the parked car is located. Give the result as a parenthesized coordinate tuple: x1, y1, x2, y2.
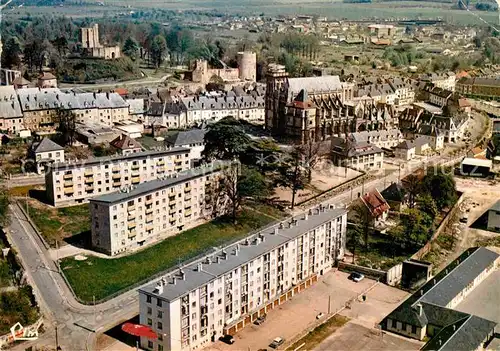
(255, 314, 267, 325)
(316, 312, 325, 319)
(349, 272, 365, 282)
(269, 337, 285, 348)
(220, 335, 235, 344)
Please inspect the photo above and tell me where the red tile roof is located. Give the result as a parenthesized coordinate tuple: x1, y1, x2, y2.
(110, 134, 142, 150)
(115, 88, 129, 96)
(361, 190, 390, 218)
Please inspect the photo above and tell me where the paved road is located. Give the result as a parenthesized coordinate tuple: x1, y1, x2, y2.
(5, 151, 466, 350)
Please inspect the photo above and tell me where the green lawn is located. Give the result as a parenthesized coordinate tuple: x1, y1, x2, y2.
(60, 209, 278, 303)
(19, 201, 90, 247)
(288, 315, 350, 351)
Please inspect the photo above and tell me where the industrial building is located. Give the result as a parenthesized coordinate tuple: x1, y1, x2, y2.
(45, 148, 191, 207)
(138, 205, 347, 351)
(381, 247, 499, 351)
(90, 161, 234, 256)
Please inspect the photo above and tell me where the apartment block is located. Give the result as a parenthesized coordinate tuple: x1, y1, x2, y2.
(90, 161, 234, 256)
(45, 149, 191, 207)
(138, 205, 347, 351)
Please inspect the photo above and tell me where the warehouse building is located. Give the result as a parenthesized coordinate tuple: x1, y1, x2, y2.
(138, 205, 347, 351)
(46, 148, 191, 207)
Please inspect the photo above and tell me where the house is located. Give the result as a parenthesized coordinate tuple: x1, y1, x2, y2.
(381, 182, 407, 211)
(387, 78, 415, 106)
(467, 146, 487, 159)
(330, 136, 384, 171)
(30, 137, 64, 174)
(165, 129, 206, 164)
(394, 136, 429, 160)
(37, 72, 58, 89)
(456, 77, 500, 99)
(360, 189, 390, 225)
(12, 76, 30, 89)
(427, 87, 453, 108)
(486, 200, 500, 232)
(0, 86, 24, 135)
(416, 124, 444, 150)
(350, 129, 403, 149)
(381, 247, 498, 350)
(110, 134, 143, 155)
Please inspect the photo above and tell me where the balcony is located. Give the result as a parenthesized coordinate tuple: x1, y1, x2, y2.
(63, 181, 73, 187)
(85, 185, 94, 192)
(145, 207, 153, 215)
(112, 174, 121, 180)
(169, 218, 176, 225)
(156, 160, 165, 166)
(128, 222, 136, 229)
(157, 168, 165, 174)
(131, 164, 140, 170)
(84, 177, 94, 184)
(128, 204, 136, 211)
(112, 167, 120, 173)
(184, 209, 192, 217)
(145, 198, 153, 206)
(169, 208, 177, 215)
(128, 213, 136, 221)
(63, 173, 73, 180)
(128, 230, 136, 239)
(112, 181, 121, 188)
(146, 224, 154, 232)
(184, 196, 192, 202)
(169, 197, 176, 205)
(184, 186, 191, 193)
(132, 177, 140, 184)
(84, 170, 94, 177)
(64, 188, 74, 195)
(146, 215, 153, 223)
(131, 171, 140, 178)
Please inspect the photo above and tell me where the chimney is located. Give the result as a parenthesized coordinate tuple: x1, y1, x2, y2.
(420, 289, 424, 296)
(155, 281, 164, 294)
(274, 227, 279, 235)
(416, 303, 423, 316)
(179, 269, 185, 280)
(197, 262, 203, 271)
(304, 213, 308, 220)
(93, 92, 96, 99)
(215, 256, 220, 263)
(106, 92, 110, 99)
(234, 248, 239, 256)
(453, 324, 456, 331)
(259, 234, 265, 242)
(172, 276, 177, 285)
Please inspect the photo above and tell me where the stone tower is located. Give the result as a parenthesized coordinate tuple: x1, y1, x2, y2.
(237, 51, 257, 82)
(265, 64, 289, 132)
(81, 23, 101, 49)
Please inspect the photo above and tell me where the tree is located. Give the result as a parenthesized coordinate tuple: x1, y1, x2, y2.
(220, 164, 240, 224)
(51, 36, 68, 56)
(54, 109, 76, 146)
(418, 193, 438, 219)
(237, 166, 270, 200)
(297, 140, 322, 182)
(202, 117, 251, 161)
(400, 208, 432, 247)
(23, 39, 47, 72)
(403, 174, 420, 209)
(422, 173, 457, 211)
(0, 188, 10, 228)
(347, 227, 363, 263)
(123, 37, 139, 60)
(275, 150, 307, 209)
(1, 37, 22, 69)
(150, 35, 167, 68)
(351, 203, 372, 250)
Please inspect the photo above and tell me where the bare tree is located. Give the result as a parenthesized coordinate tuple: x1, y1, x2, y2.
(54, 108, 77, 146)
(297, 140, 322, 182)
(220, 165, 240, 224)
(276, 150, 307, 210)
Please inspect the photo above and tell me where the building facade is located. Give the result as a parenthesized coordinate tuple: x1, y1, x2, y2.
(45, 148, 191, 207)
(487, 200, 500, 232)
(138, 205, 347, 351)
(456, 77, 500, 99)
(90, 161, 234, 256)
(30, 138, 65, 174)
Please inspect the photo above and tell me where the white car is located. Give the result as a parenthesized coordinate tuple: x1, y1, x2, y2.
(349, 272, 365, 282)
(316, 312, 325, 319)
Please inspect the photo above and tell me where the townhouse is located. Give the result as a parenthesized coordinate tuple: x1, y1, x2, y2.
(420, 72, 456, 92)
(387, 78, 415, 106)
(45, 148, 192, 207)
(331, 135, 384, 171)
(138, 205, 347, 351)
(0, 86, 24, 134)
(90, 161, 234, 256)
(350, 129, 403, 149)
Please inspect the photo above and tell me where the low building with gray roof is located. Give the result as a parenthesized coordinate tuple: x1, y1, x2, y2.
(0, 86, 24, 134)
(381, 247, 499, 350)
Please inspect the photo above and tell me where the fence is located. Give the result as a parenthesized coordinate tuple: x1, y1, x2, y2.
(338, 262, 387, 281)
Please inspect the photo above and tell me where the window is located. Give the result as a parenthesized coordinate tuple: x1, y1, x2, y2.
(157, 321, 163, 330)
(148, 340, 153, 349)
(147, 318, 152, 326)
(411, 325, 417, 334)
(157, 310, 163, 318)
(157, 299, 162, 307)
(158, 345, 163, 351)
(146, 295, 152, 303)
(147, 307, 152, 315)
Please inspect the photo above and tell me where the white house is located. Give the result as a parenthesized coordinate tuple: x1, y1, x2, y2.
(31, 138, 64, 174)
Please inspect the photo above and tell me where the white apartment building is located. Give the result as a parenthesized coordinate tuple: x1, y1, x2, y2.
(420, 72, 456, 92)
(138, 206, 347, 351)
(45, 148, 191, 207)
(388, 78, 415, 106)
(90, 161, 234, 256)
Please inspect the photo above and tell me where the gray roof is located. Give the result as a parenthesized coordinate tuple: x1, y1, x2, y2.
(139, 206, 347, 302)
(489, 200, 500, 212)
(350, 129, 402, 143)
(422, 315, 497, 351)
(331, 136, 384, 158)
(395, 136, 428, 150)
(33, 138, 64, 153)
(90, 160, 233, 204)
(287, 75, 342, 100)
(48, 148, 189, 171)
(0, 86, 23, 118)
(180, 94, 264, 112)
(165, 129, 206, 147)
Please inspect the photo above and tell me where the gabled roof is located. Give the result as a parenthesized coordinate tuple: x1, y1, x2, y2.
(33, 137, 64, 153)
(110, 134, 142, 151)
(360, 189, 390, 217)
(39, 72, 56, 80)
(381, 182, 406, 202)
(165, 129, 206, 147)
(12, 76, 31, 86)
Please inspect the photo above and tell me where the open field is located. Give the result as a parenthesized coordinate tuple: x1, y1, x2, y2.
(60, 208, 280, 303)
(19, 200, 91, 247)
(5, 1, 498, 25)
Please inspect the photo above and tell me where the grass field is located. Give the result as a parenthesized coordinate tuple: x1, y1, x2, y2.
(288, 315, 350, 351)
(60, 208, 281, 303)
(20, 201, 90, 247)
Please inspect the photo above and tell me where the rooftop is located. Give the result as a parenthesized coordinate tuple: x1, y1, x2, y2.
(33, 137, 64, 153)
(110, 134, 143, 151)
(139, 205, 347, 302)
(165, 129, 206, 147)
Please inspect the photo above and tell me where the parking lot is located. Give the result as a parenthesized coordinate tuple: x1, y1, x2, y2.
(207, 270, 408, 351)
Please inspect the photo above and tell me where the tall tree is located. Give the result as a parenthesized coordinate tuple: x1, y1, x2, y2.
(54, 109, 76, 146)
(150, 35, 167, 68)
(123, 37, 139, 60)
(275, 150, 307, 209)
(347, 226, 363, 263)
(1, 37, 22, 69)
(0, 188, 10, 228)
(297, 140, 322, 182)
(418, 193, 438, 219)
(351, 203, 373, 250)
(202, 117, 250, 161)
(422, 173, 457, 211)
(400, 208, 432, 247)
(403, 174, 420, 209)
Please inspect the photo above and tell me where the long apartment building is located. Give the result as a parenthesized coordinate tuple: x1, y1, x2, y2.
(89, 161, 235, 256)
(138, 205, 347, 351)
(46, 148, 191, 207)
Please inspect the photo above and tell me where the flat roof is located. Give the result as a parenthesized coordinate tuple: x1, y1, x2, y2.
(139, 206, 347, 302)
(90, 160, 233, 204)
(460, 157, 492, 168)
(48, 148, 189, 171)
